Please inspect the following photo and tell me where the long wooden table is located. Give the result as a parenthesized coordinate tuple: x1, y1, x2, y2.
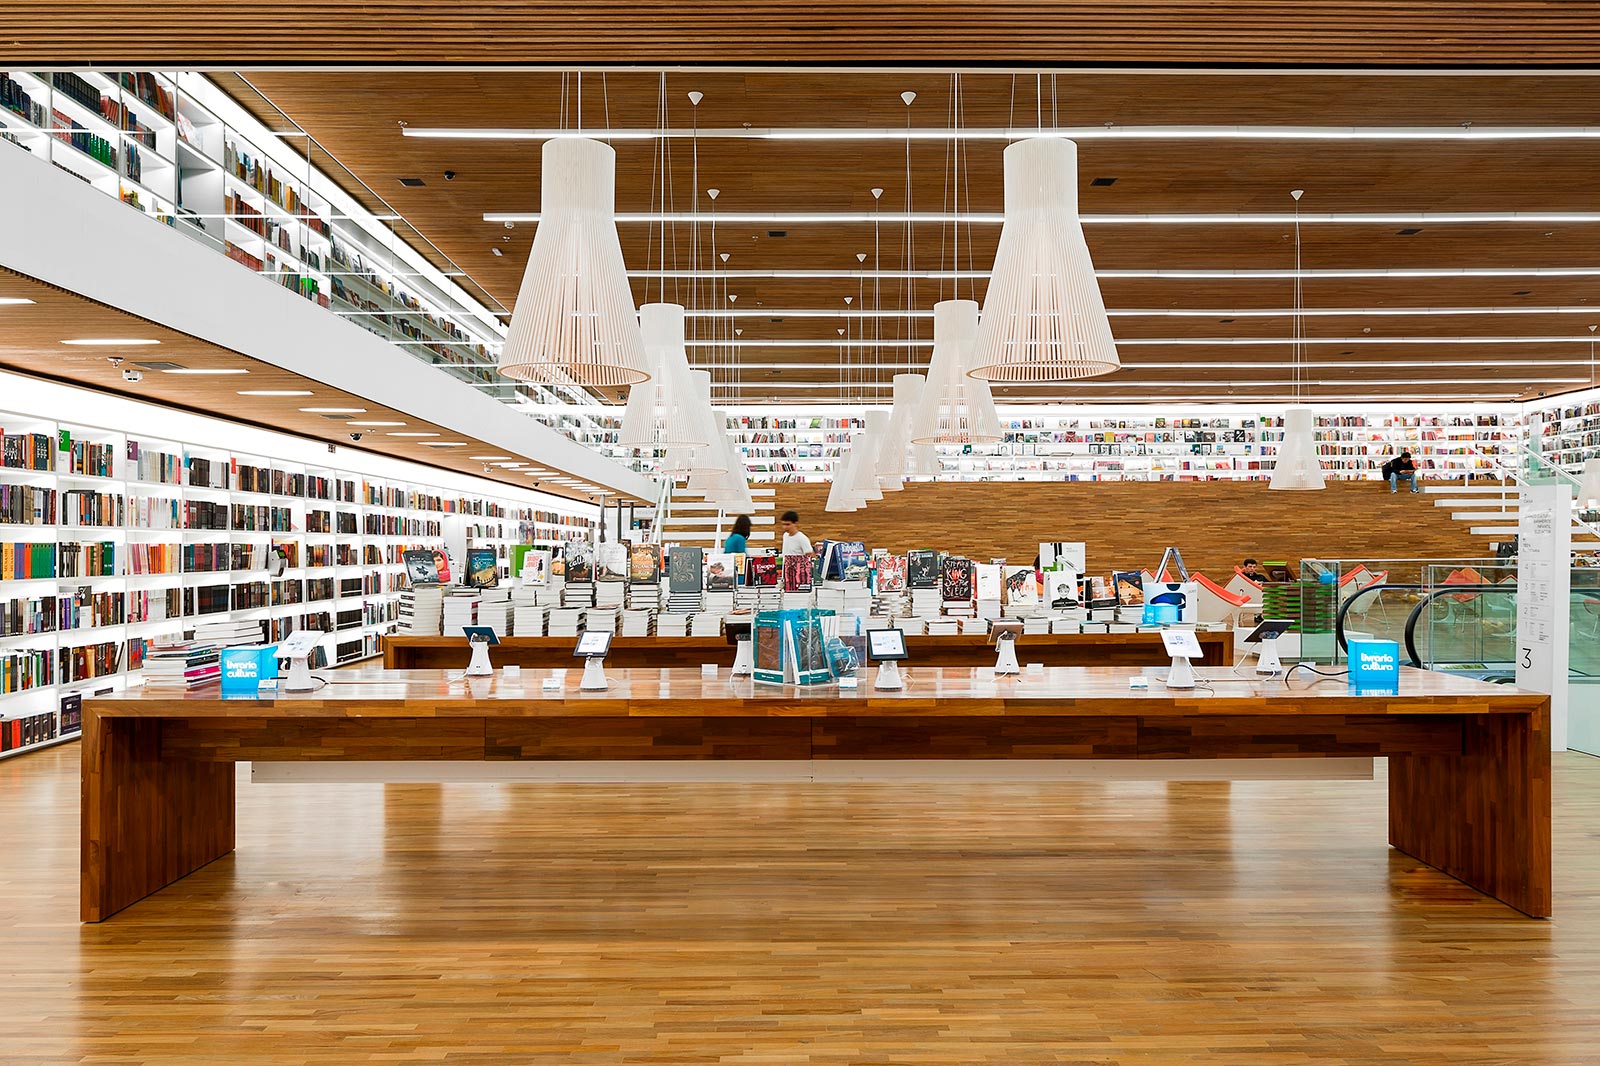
(82, 666, 1550, 921)
(382, 631, 1234, 670)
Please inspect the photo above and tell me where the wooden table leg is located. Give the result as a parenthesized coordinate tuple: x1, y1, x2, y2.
(1388, 706, 1552, 917)
(81, 713, 236, 922)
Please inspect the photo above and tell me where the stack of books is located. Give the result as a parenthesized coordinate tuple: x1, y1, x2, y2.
(924, 617, 960, 636)
(547, 607, 584, 638)
(627, 581, 661, 610)
(595, 579, 626, 609)
(398, 587, 442, 635)
(512, 602, 548, 636)
(192, 618, 264, 647)
(143, 641, 221, 688)
(477, 588, 511, 637)
(585, 605, 620, 634)
(442, 590, 480, 636)
(690, 611, 723, 637)
(620, 608, 654, 636)
(655, 612, 691, 637)
(909, 587, 942, 618)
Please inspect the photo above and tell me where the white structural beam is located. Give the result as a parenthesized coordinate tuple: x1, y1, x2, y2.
(0, 143, 657, 503)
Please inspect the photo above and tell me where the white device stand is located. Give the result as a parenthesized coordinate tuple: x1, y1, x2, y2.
(284, 654, 316, 693)
(731, 637, 754, 676)
(993, 633, 1021, 675)
(465, 641, 494, 677)
(1166, 654, 1197, 689)
(1256, 635, 1285, 674)
(580, 655, 609, 691)
(873, 660, 903, 690)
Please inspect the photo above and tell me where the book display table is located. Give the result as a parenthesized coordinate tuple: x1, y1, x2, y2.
(81, 666, 1550, 921)
(381, 631, 1233, 671)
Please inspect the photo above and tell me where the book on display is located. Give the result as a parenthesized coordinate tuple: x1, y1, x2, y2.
(655, 611, 690, 636)
(402, 548, 440, 586)
(907, 549, 939, 589)
(441, 590, 480, 635)
(465, 547, 499, 589)
(782, 553, 814, 593)
(547, 607, 584, 637)
(398, 586, 443, 635)
(872, 554, 906, 594)
(596, 543, 628, 584)
(628, 543, 660, 584)
(1044, 569, 1080, 611)
(705, 553, 737, 593)
(520, 549, 552, 585)
(191, 618, 265, 647)
(143, 641, 221, 688)
(620, 608, 654, 636)
(564, 543, 595, 585)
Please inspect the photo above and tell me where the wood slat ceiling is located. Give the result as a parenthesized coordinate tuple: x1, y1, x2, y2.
(6, 4, 1600, 65)
(214, 68, 1600, 404)
(0, 270, 624, 503)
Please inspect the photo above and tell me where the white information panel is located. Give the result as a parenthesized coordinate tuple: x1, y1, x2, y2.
(1516, 483, 1571, 751)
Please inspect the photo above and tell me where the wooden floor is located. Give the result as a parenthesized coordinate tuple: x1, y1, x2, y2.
(4, 747, 1599, 1064)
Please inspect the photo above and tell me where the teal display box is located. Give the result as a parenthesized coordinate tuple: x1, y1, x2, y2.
(220, 643, 280, 695)
(1347, 638, 1401, 695)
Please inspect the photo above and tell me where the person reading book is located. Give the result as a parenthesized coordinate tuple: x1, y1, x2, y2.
(724, 514, 752, 554)
(1385, 450, 1420, 494)
(780, 510, 812, 555)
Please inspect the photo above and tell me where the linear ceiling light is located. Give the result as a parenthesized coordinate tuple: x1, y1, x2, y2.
(489, 210, 1600, 225)
(62, 337, 160, 345)
(163, 368, 250, 375)
(681, 305, 1600, 319)
(677, 335, 1600, 348)
(626, 266, 1600, 280)
(0, 297, 36, 306)
(414, 125, 1600, 143)
(237, 389, 314, 396)
(300, 407, 368, 413)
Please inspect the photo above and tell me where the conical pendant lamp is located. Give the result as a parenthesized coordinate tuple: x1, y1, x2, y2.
(500, 137, 649, 387)
(660, 370, 728, 479)
(1268, 189, 1325, 491)
(824, 454, 859, 513)
(969, 137, 1119, 383)
(910, 299, 1002, 445)
(874, 381, 918, 490)
(851, 421, 884, 504)
(620, 303, 706, 451)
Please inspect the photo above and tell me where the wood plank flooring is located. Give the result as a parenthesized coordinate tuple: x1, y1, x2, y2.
(4, 743, 1599, 1063)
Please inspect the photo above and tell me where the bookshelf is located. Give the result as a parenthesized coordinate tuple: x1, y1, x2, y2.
(722, 407, 1521, 484)
(1528, 389, 1600, 473)
(0, 402, 592, 761)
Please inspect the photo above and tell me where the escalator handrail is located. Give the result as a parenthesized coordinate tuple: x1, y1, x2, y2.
(1401, 584, 1515, 668)
(1335, 583, 1422, 656)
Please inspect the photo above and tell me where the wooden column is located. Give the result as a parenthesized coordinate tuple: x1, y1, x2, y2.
(80, 712, 236, 923)
(1388, 707, 1552, 918)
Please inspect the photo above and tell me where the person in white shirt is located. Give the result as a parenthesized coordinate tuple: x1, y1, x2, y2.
(780, 510, 813, 556)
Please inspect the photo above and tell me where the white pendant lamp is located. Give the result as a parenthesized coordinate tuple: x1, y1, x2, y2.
(910, 299, 1002, 445)
(500, 137, 649, 387)
(824, 454, 859, 513)
(660, 370, 728, 479)
(969, 137, 1119, 383)
(1269, 189, 1325, 491)
(620, 303, 705, 451)
(874, 376, 920, 491)
(851, 422, 884, 503)
(1269, 407, 1327, 491)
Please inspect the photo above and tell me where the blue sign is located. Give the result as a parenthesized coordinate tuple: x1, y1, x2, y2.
(1347, 638, 1401, 695)
(220, 644, 280, 695)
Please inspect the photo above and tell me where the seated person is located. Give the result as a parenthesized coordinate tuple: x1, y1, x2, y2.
(1387, 450, 1419, 494)
(1238, 558, 1266, 582)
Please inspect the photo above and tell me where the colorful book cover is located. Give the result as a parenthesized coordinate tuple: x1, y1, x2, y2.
(753, 613, 787, 684)
(1087, 575, 1117, 607)
(628, 543, 659, 584)
(521, 548, 551, 585)
(430, 548, 452, 584)
(746, 555, 780, 588)
(705, 552, 737, 592)
(837, 541, 870, 583)
(1004, 565, 1037, 605)
(940, 557, 974, 602)
(1039, 541, 1087, 574)
(668, 546, 704, 593)
(786, 611, 832, 684)
(873, 554, 906, 593)
(465, 547, 499, 588)
(596, 543, 628, 582)
(907, 549, 939, 589)
(402, 548, 439, 586)
(974, 563, 1002, 601)
(783, 552, 814, 593)
(1113, 570, 1144, 605)
(564, 542, 594, 584)
(1045, 569, 1079, 609)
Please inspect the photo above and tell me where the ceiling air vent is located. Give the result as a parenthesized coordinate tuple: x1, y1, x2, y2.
(1397, 227, 1422, 235)
(767, 230, 787, 238)
(398, 177, 426, 187)
(132, 361, 182, 370)
(1090, 177, 1118, 187)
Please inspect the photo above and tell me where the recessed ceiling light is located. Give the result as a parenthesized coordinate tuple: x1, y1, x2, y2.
(62, 338, 160, 346)
(388, 432, 440, 437)
(238, 389, 314, 396)
(163, 368, 250, 375)
(347, 420, 406, 427)
(491, 247, 504, 257)
(470, 455, 512, 460)
(0, 297, 35, 306)
(301, 407, 368, 414)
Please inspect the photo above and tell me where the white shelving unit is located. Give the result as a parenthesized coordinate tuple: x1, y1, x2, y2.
(0, 403, 594, 761)
(721, 406, 1522, 484)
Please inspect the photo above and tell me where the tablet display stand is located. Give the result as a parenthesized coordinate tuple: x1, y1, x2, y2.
(993, 632, 1021, 675)
(874, 659, 903, 690)
(466, 641, 494, 677)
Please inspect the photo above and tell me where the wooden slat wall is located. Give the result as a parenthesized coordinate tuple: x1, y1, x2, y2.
(764, 480, 1492, 579)
(6, 4, 1600, 64)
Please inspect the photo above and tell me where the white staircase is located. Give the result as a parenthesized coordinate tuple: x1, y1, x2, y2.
(655, 485, 779, 549)
(1424, 452, 1600, 549)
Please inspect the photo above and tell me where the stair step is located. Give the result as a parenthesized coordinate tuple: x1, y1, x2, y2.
(1469, 526, 1520, 536)
(1423, 485, 1518, 494)
(1451, 512, 1524, 522)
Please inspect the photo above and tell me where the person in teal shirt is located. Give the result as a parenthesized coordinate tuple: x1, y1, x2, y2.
(723, 514, 752, 554)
